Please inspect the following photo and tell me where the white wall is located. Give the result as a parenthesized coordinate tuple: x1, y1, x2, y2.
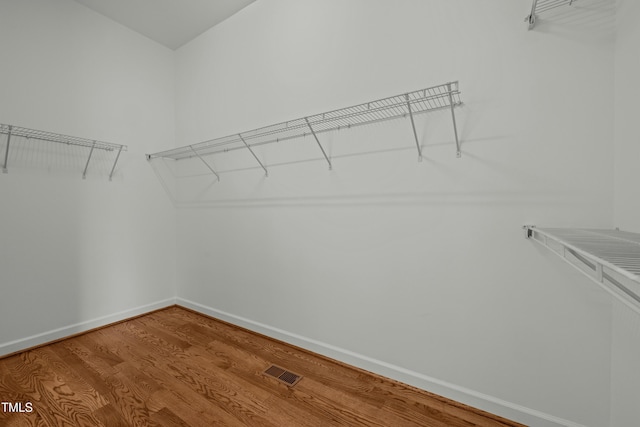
(611, 0, 640, 425)
(171, 1, 616, 425)
(614, 0, 640, 231)
(0, 0, 177, 353)
(0, 0, 627, 425)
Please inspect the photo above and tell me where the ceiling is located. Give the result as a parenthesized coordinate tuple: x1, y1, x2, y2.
(72, 0, 256, 50)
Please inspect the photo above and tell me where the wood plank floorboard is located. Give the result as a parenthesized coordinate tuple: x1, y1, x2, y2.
(0, 306, 525, 426)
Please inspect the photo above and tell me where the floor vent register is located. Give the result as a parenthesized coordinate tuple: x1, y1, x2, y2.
(263, 364, 303, 387)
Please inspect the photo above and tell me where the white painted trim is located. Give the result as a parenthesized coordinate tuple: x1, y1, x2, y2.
(0, 298, 177, 356)
(177, 297, 587, 427)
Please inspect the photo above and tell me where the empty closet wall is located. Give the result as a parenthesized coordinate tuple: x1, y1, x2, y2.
(611, 0, 640, 425)
(0, 0, 176, 353)
(614, 0, 640, 230)
(172, 0, 615, 425)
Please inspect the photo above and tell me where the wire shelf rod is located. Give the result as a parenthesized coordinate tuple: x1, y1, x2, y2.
(185, 91, 460, 153)
(0, 124, 125, 152)
(525, 226, 640, 313)
(148, 82, 462, 163)
(167, 103, 460, 161)
(536, 2, 573, 14)
(162, 101, 462, 162)
(526, 0, 576, 29)
(0, 122, 127, 178)
(536, 0, 574, 6)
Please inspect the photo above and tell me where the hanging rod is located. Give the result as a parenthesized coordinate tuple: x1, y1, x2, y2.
(526, 0, 576, 29)
(0, 123, 127, 180)
(525, 226, 640, 313)
(147, 81, 463, 173)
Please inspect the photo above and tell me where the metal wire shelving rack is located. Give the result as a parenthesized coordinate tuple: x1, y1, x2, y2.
(0, 123, 126, 180)
(147, 82, 462, 180)
(525, 0, 576, 29)
(525, 226, 640, 313)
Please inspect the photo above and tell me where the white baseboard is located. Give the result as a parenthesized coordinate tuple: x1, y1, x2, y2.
(0, 298, 177, 357)
(177, 297, 586, 427)
(0, 296, 587, 427)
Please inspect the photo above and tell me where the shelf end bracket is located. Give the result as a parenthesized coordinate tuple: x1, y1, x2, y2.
(3, 125, 12, 174)
(523, 225, 536, 239)
(447, 83, 461, 158)
(238, 133, 268, 177)
(109, 145, 124, 181)
(305, 117, 332, 170)
(406, 95, 423, 162)
(189, 145, 220, 181)
(82, 141, 96, 180)
(525, 0, 538, 30)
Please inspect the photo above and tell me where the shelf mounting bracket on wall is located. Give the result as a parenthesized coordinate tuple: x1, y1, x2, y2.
(82, 141, 96, 180)
(109, 145, 123, 181)
(526, 0, 538, 29)
(2, 125, 12, 174)
(304, 117, 332, 170)
(190, 145, 220, 181)
(524, 225, 640, 313)
(448, 83, 461, 158)
(405, 94, 423, 162)
(238, 133, 268, 177)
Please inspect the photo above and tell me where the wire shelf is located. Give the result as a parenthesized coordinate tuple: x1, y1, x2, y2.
(525, 0, 576, 29)
(0, 123, 127, 180)
(147, 81, 462, 175)
(525, 226, 640, 313)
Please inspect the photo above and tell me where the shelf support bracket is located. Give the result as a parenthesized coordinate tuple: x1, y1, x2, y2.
(447, 83, 461, 158)
(189, 145, 220, 181)
(305, 117, 332, 170)
(406, 94, 423, 162)
(523, 225, 535, 239)
(82, 141, 96, 180)
(596, 263, 604, 282)
(108, 145, 123, 181)
(3, 125, 12, 174)
(238, 133, 268, 177)
(525, 0, 539, 30)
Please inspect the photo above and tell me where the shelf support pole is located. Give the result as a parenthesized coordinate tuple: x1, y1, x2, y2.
(238, 133, 268, 177)
(3, 125, 12, 174)
(305, 117, 332, 170)
(189, 145, 220, 181)
(82, 141, 96, 180)
(406, 94, 423, 162)
(447, 83, 461, 158)
(108, 145, 123, 181)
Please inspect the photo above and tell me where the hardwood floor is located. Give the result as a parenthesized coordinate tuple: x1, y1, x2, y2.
(0, 306, 525, 426)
